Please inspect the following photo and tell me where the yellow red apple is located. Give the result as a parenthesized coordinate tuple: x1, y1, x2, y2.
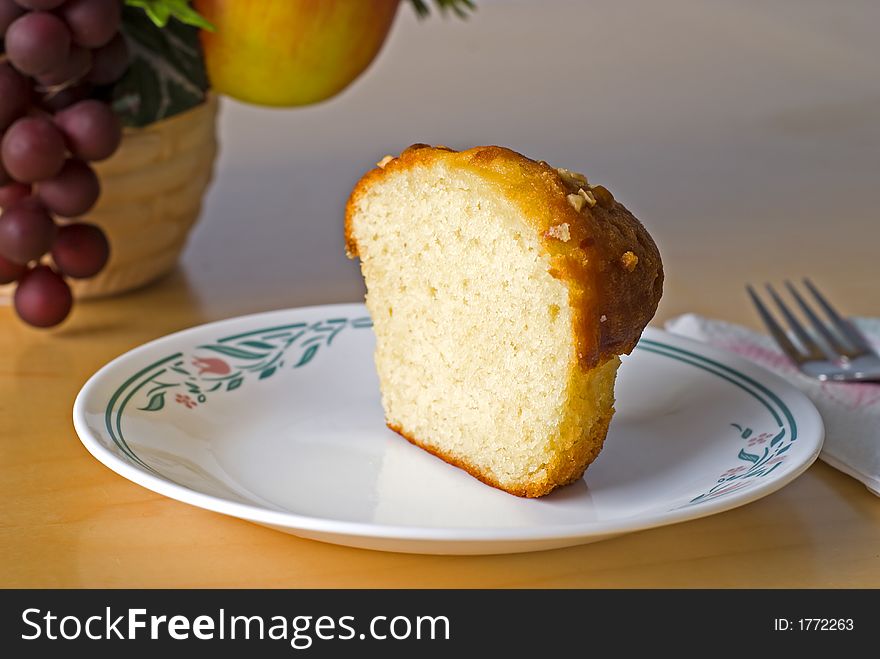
(194, 0, 402, 107)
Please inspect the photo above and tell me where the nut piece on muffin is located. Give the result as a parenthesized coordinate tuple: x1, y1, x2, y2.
(346, 144, 663, 497)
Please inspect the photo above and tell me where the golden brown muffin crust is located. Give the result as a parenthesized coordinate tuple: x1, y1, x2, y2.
(345, 144, 664, 369)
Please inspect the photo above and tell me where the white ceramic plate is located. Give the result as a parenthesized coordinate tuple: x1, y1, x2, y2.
(74, 303, 823, 555)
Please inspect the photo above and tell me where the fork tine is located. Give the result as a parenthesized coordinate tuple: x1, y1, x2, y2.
(746, 285, 806, 363)
(785, 281, 855, 358)
(765, 284, 825, 359)
(802, 278, 873, 355)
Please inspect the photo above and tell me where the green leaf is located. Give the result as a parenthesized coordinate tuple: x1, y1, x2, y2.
(198, 345, 269, 360)
(241, 341, 277, 350)
(125, 0, 215, 30)
(226, 377, 243, 391)
(259, 367, 276, 380)
(741, 428, 753, 439)
(295, 345, 319, 368)
(770, 429, 785, 446)
(139, 391, 166, 412)
(146, 381, 176, 397)
(408, 0, 475, 19)
(112, 6, 209, 127)
(737, 448, 760, 463)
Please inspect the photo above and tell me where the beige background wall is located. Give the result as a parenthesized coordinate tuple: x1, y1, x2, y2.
(187, 0, 880, 322)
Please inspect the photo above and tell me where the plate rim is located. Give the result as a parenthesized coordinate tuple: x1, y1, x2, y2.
(73, 303, 825, 545)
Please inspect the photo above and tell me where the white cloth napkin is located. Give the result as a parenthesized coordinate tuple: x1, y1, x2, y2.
(665, 313, 880, 496)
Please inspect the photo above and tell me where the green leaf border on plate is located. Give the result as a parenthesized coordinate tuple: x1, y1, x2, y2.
(103, 316, 372, 473)
(103, 325, 799, 504)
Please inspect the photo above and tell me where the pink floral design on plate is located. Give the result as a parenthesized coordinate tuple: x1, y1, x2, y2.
(747, 431, 773, 446)
(175, 393, 197, 409)
(687, 420, 793, 506)
(192, 357, 231, 376)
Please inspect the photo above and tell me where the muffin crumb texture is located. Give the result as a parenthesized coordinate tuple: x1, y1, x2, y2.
(345, 145, 662, 497)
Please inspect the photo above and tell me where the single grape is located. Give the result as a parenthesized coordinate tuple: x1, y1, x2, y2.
(50, 222, 109, 278)
(0, 182, 32, 207)
(13, 0, 67, 9)
(1, 116, 67, 182)
(39, 83, 93, 113)
(36, 46, 92, 88)
(0, 252, 28, 284)
(5, 12, 71, 76)
(0, 0, 24, 34)
(60, 0, 121, 49)
(55, 99, 122, 162)
(5, 195, 43, 210)
(0, 198, 57, 264)
(86, 33, 130, 86)
(0, 63, 32, 132)
(14, 264, 73, 328)
(37, 159, 100, 217)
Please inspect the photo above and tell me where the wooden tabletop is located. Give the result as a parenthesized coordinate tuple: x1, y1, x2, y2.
(3, 0, 879, 587)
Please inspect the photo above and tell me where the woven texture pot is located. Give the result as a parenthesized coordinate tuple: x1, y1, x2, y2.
(1, 95, 219, 301)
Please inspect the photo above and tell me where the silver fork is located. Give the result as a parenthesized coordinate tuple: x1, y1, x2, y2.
(746, 279, 880, 382)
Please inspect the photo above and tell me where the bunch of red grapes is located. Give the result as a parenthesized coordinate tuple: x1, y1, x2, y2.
(0, 0, 128, 327)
